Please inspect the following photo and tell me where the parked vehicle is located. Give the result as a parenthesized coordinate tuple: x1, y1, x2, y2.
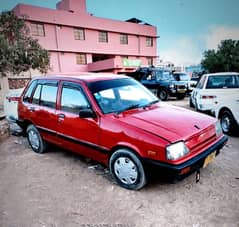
(190, 72, 239, 110)
(4, 88, 24, 121)
(190, 72, 202, 87)
(172, 72, 194, 94)
(212, 94, 239, 135)
(128, 67, 187, 101)
(11, 74, 227, 190)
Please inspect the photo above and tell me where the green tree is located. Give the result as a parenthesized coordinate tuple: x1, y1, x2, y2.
(0, 11, 50, 77)
(201, 39, 239, 73)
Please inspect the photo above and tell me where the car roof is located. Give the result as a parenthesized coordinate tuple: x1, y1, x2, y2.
(205, 72, 239, 77)
(173, 72, 187, 74)
(33, 73, 128, 83)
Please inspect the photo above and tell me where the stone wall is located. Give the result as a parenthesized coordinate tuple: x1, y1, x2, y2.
(8, 78, 30, 89)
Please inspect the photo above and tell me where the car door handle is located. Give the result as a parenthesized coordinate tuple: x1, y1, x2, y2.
(28, 107, 35, 112)
(58, 113, 65, 120)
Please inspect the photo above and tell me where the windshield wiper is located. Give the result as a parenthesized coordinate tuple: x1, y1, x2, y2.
(117, 104, 141, 115)
(142, 100, 159, 109)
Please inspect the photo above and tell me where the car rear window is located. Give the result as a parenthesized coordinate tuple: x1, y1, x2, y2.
(206, 75, 239, 89)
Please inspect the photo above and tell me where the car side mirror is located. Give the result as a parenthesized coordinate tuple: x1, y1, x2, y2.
(79, 109, 96, 118)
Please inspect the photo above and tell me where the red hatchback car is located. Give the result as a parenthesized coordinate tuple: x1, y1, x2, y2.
(17, 74, 227, 190)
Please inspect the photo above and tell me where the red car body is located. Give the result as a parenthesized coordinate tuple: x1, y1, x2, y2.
(17, 74, 227, 189)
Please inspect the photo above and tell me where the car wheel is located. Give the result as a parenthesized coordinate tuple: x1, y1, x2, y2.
(189, 96, 194, 108)
(26, 124, 47, 153)
(109, 149, 147, 190)
(158, 89, 168, 101)
(220, 110, 237, 135)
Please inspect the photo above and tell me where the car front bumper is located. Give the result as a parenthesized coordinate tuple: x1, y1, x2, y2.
(143, 135, 228, 179)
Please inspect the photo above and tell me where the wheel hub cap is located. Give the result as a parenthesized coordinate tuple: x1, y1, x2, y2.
(28, 130, 39, 150)
(114, 157, 138, 185)
(221, 116, 230, 132)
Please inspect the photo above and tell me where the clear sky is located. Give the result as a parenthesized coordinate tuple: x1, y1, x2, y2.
(0, 0, 239, 66)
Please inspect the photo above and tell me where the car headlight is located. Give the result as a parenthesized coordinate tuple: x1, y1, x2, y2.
(166, 141, 189, 160)
(215, 120, 222, 137)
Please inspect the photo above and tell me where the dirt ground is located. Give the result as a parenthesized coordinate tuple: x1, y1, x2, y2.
(0, 98, 239, 227)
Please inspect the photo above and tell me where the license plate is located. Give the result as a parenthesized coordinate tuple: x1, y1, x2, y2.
(203, 151, 216, 168)
(178, 90, 186, 93)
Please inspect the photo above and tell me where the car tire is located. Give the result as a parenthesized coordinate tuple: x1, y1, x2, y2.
(220, 110, 237, 135)
(189, 97, 194, 108)
(26, 124, 47, 153)
(109, 149, 147, 190)
(158, 89, 168, 101)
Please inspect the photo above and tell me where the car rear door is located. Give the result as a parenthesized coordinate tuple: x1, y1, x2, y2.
(56, 81, 106, 162)
(28, 80, 59, 144)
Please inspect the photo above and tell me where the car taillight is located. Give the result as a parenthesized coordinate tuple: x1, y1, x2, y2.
(200, 95, 216, 99)
(7, 97, 20, 102)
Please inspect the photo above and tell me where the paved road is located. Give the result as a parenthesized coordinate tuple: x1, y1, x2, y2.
(0, 98, 238, 227)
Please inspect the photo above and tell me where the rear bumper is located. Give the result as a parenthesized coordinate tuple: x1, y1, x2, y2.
(143, 135, 228, 178)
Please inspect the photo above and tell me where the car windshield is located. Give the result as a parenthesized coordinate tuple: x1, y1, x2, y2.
(174, 73, 190, 81)
(190, 77, 198, 81)
(154, 70, 171, 81)
(89, 78, 158, 114)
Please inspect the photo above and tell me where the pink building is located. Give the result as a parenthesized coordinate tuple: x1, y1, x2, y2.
(13, 0, 158, 74)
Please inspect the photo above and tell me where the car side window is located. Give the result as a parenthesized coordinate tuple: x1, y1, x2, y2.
(32, 84, 42, 104)
(236, 75, 239, 88)
(196, 75, 206, 89)
(23, 80, 37, 103)
(61, 86, 89, 114)
(40, 84, 58, 108)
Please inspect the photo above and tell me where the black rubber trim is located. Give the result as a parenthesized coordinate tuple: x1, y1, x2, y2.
(37, 126, 56, 136)
(37, 126, 109, 155)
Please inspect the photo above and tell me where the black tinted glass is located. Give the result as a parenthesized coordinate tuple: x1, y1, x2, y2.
(32, 84, 41, 104)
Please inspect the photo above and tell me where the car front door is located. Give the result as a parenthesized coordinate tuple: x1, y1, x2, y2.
(56, 81, 106, 162)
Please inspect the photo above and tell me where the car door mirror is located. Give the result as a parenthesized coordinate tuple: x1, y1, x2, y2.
(79, 109, 96, 118)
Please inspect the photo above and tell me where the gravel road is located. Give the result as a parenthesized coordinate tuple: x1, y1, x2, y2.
(0, 98, 239, 227)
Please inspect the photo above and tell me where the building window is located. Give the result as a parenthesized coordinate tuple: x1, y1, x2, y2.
(147, 57, 153, 65)
(120, 34, 128, 45)
(31, 23, 45, 36)
(146, 37, 153, 47)
(99, 31, 108, 43)
(76, 54, 87, 65)
(74, 28, 85, 40)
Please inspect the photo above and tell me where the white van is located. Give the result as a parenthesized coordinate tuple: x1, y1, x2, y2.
(190, 72, 239, 112)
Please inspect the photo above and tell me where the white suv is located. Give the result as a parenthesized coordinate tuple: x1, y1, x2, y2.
(190, 72, 239, 112)
(190, 72, 239, 135)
